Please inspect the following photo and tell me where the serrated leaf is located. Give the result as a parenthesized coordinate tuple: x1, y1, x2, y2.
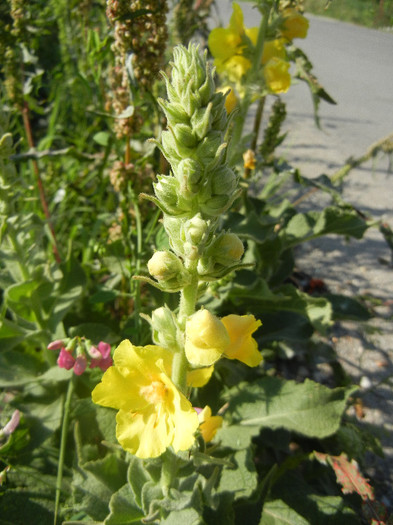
(217, 377, 357, 449)
(314, 452, 374, 501)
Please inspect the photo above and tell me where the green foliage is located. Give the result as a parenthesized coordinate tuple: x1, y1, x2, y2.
(0, 1, 391, 524)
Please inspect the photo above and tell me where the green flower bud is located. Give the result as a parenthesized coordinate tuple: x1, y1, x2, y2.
(210, 233, 244, 266)
(153, 175, 193, 216)
(147, 250, 191, 291)
(199, 195, 231, 217)
(211, 166, 238, 195)
(163, 216, 185, 256)
(190, 104, 212, 141)
(196, 131, 222, 166)
(148, 250, 184, 281)
(172, 123, 197, 148)
(151, 306, 179, 350)
(184, 214, 209, 245)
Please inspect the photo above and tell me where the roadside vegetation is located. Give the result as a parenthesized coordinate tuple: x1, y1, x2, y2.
(304, 0, 393, 29)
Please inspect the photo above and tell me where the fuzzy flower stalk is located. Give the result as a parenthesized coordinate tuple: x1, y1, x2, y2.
(92, 44, 262, 460)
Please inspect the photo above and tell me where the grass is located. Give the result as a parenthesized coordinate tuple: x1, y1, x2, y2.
(304, 0, 393, 29)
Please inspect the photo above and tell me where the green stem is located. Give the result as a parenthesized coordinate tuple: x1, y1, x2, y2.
(133, 196, 143, 337)
(172, 265, 199, 393)
(229, 6, 270, 164)
(54, 378, 74, 525)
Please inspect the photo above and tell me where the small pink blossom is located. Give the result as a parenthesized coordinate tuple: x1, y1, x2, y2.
(47, 340, 65, 351)
(74, 355, 87, 376)
(90, 341, 113, 371)
(57, 348, 75, 370)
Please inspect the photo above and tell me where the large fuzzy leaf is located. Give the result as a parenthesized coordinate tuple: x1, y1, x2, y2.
(217, 377, 356, 449)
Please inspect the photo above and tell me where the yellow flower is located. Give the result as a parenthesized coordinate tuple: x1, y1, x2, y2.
(262, 38, 287, 64)
(281, 9, 309, 40)
(243, 149, 256, 170)
(221, 314, 262, 367)
(217, 86, 238, 114)
(263, 57, 291, 94)
(185, 309, 230, 367)
(92, 341, 198, 459)
(197, 406, 223, 443)
(208, 2, 258, 83)
(187, 365, 214, 388)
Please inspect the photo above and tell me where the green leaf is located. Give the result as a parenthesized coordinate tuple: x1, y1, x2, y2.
(0, 350, 46, 387)
(128, 456, 153, 509)
(217, 377, 357, 449)
(283, 207, 368, 246)
(93, 131, 110, 146)
(218, 448, 257, 500)
(104, 484, 144, 524)
(260, 499, 309, 525)
(160, 508, 203, 525)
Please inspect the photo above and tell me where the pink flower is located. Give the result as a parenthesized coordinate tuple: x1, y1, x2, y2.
(90, 341, 113, 371)
(47, 340, 65, 351)
(57, 348, 75, 370)
(74, 355, 87, 376)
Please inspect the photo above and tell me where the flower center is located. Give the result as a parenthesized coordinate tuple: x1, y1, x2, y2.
(140, 381, 168, 405)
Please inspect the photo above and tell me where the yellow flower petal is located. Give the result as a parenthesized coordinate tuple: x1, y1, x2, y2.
(262, 39, 286, 65)
(198, 406, 223, 443)
(221, 314, 262, 367)
(92, 340, 198, 458)
(217, 86, 238, 114)
(281, 9, 309, 40)
(187, 365, 214, 388)
(263, 57, 291, 94)
(185, 309, 230, 367)
(208, 27, 241, 63)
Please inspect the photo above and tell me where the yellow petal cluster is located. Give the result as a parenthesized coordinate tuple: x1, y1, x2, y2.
(221, 314, 263, 367)
(197, 406, 223, 443)
(263, 57, 291, 94)
(185, 310, 262, 368)
(208, 2, 257, 84)
(92, 340, 198, 459)
(208, 3, 291, 94)
(281, 9, 309, 41)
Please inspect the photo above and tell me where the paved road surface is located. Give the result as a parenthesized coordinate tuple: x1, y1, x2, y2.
(212, 1, 393, 502)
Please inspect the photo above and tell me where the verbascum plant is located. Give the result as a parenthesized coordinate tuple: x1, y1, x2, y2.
(92, 44, 263, 459)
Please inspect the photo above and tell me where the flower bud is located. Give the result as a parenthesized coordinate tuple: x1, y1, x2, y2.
(184, 214, 209, 245)
(74, 355, 88, 376)
(151, 306, 179, 349)
(210, 233, 244, 266)
(57, 348, 75, 370)
(148, 250, 184, 281)
(211, 166, 238, 196)
(147, 250, 191, 290)
(47, 339, 65, 351)
(185, 309, 230, 366)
